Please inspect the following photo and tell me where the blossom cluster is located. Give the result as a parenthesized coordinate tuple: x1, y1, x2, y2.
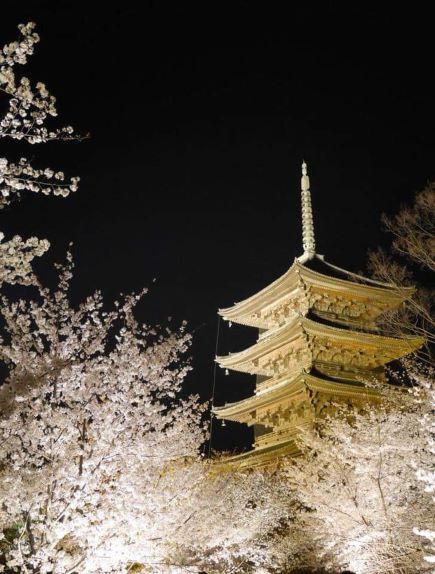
(0, 22, 84, 144)
(0, 23, 81, 283)
(0, 232, 49, 286)
(0, 157, 80, 208)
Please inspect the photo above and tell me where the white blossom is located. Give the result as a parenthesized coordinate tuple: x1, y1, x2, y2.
(0, 259, 291, 573)
(276, 371, 435, 574)
(0, 23, 82, 213)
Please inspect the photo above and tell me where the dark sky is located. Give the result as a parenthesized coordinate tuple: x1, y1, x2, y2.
(1, 2, 434, 451)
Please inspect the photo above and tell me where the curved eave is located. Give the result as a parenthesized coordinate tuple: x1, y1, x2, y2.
(213, 375, 307, 419)
(303, 316, 424, 356)
(219, 260, 299, 327)
(218, 258, 414, 328)
(216, 316, 424, 375)
(216, 438, 302, 468)
(213, 373, 379, 421)
(216, 320, 301, 375)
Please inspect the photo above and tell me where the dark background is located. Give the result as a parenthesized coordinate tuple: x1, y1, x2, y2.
(1, 1, 434, 451)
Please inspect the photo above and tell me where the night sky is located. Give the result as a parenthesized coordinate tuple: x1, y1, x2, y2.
(1, 2, 434, 451)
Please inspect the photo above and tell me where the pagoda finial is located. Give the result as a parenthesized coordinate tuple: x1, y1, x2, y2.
(300, 160, 316, 260)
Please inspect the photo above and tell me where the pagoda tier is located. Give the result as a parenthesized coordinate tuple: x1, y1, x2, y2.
(213, 372, 379, 425)
(214, 372, 381, 467)
(212, 161, 424, 466)
(216, 315, 422, 380)
(219, 257, 414, 331)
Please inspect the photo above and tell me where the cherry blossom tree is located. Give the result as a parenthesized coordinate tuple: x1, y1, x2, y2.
(0, 22, 81, 287)
(410, 364, 435, 567)
(0, 257, 295, 573)
(0, 257, 194, 572)
(0, 23, 294, 574)
(281, 377, 434, 574)
(369, 184, 435, 566)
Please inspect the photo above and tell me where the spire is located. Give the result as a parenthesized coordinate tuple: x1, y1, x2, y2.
(300, 160, 316, 260)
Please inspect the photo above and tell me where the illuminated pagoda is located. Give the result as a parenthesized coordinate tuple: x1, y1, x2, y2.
(213, 161, 424, 467)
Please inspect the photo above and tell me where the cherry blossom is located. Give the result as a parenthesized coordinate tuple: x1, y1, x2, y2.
(281, 376, 434, 574)
(0, 23, 82, 212)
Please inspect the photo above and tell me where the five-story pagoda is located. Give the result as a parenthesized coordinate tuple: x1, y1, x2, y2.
(213, 162, 423, 467)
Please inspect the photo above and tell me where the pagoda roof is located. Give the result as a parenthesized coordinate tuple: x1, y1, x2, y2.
(219, 256, 414, 329)
(213, 372, 378, 423)
(216, 315, 423, 376)
(213, 435, 302, 470)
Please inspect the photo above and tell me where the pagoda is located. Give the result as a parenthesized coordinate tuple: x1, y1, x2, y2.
(213, 162, 424, 467)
